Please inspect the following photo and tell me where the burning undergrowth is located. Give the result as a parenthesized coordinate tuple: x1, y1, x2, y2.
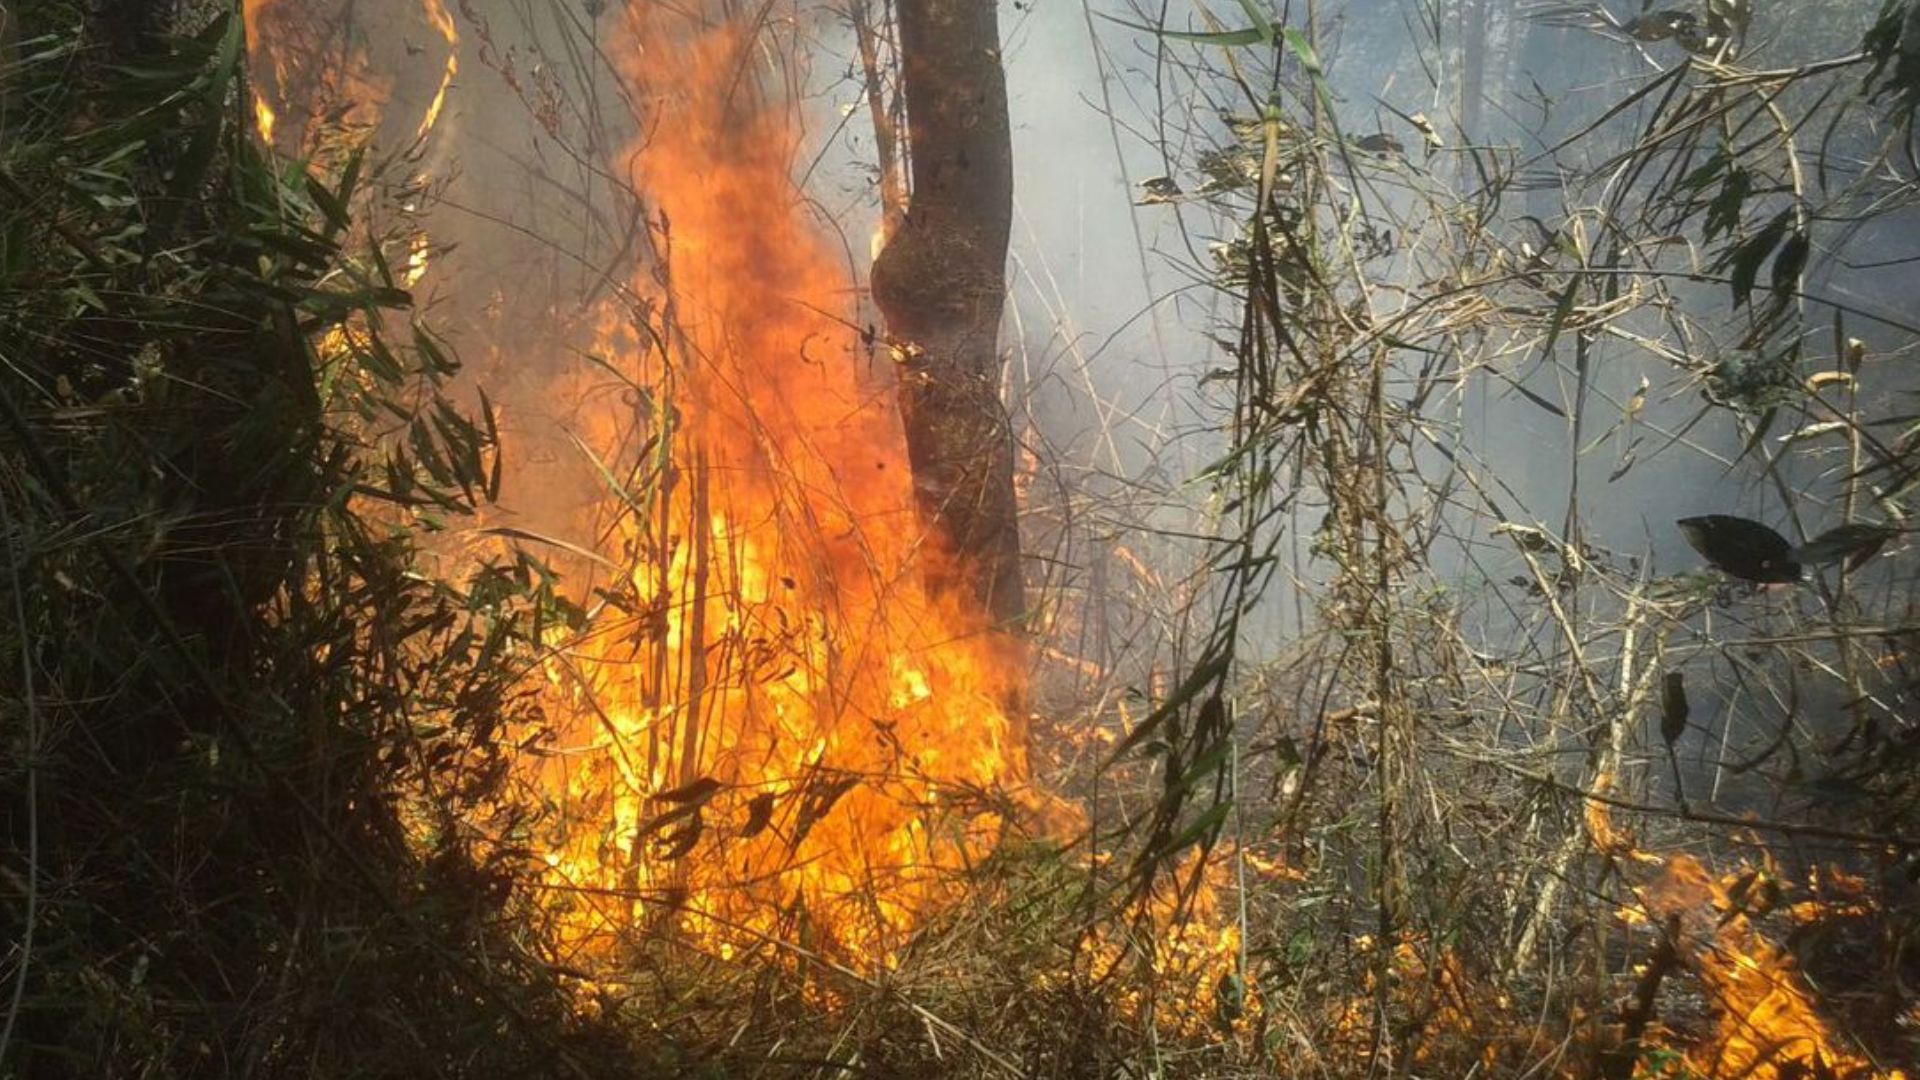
(222, 0, 1920, 1075)
(508, 16, 1052, 970)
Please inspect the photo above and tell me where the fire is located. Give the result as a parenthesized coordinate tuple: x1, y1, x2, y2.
(242, 0, 438, 158)
(413, 0, 457, 143)
(253, 98, 277, 147)
(524, 10, 1032, 969)
(240, 0, 1040, 978)
(1634, 854, 1906, 1078)
(241, 0, 279, 145)
(402, 228, 431, 288)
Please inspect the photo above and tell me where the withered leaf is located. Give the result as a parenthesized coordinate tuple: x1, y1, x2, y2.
(1677, 515, 1801, 583)
(739, 791, 776, 839)
(1624, 9, 1698, 41)
(1793, 522, 1899, 571)
(1353, 133, 1404, 156)
(652, 776, 723, 805)
(1660, 671, 1689, 747)
(792, 774, 861, 848)
(656, 814, 704, 860)
(634, 800, 698, 847)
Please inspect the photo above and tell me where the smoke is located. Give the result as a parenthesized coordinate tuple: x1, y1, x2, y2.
(253, 0, 1920, 815)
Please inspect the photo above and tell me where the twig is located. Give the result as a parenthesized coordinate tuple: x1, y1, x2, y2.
(0, 481, 39, 1072)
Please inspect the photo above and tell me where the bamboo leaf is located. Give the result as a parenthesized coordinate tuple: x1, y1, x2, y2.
(1722, 211, 1790, 309)
(1096, 12, 1271, 46)
(1233, 0, 1275, 41)
(1770, 229, 1811, 308)
(1281, 28, 1322, 74)
(1539, 276, 1580, 361)
(1107, 650, 1231, 763)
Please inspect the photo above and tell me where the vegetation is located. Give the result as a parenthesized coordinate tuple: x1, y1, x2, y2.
(0, 5, 623, 1075)
(1106, 0, 1920, 1073)
(8, 0, 1920, 1077)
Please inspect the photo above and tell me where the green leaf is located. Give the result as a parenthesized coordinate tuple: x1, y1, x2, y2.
(1150, 801, 1233, 861)
(1233, 0, 1275, 41)
(306, 174, 352, 237)
(414, 325, 458, 376)
(1096, 12, 1271, 47)
(1107, 649, 1231, 763)
(1703, 160, 1752, 241)
(1171, 738, 1233, 798)
(477, 387, 503, 502)
(1539, 276, 1580, 361)
(158, 15, 242, 237)
(1281, 28, 1322, 74)
(1733, 406, 1777, 466)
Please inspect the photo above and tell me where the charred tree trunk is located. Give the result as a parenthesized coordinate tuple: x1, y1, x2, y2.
(869, 0, 1024, 628)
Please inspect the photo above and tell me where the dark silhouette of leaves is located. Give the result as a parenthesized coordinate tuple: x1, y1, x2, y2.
(739, 791, 776, 839)
(1677, 514, 1801, 582)
(1793, 522, 1899, 571)
(1661, 671, 1689, 747)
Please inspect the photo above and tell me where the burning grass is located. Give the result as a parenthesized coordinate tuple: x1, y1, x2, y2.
(210, 0, 1920, 1075)
(512, 16, 1051, 972)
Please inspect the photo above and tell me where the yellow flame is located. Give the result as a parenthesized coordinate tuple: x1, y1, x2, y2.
(402, 232, 431, 288)
(414, 0, 458, 143)
(1638, 855, 1907, 1079)
(520, 13, 1037, 970)
(254, 98, 277, 146)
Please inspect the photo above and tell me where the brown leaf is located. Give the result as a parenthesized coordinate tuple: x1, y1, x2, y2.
(739, 792, 776, 839)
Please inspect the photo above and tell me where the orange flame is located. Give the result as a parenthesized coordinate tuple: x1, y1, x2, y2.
(1639, 855, 1906, 1079)
(242, 0, 435, 158)
(525, 12, 1033, 968)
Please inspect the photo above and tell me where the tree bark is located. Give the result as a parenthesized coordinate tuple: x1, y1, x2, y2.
(1459, 0, 1487, 149)
(869, 0, 1024, 628)
(0, 5, 16, 140)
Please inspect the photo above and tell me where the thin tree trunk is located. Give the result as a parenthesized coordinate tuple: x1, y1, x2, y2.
(1459, 0, 1487, 148)
(0, 4, 17, 134)
(849, 0, 906, 243)
(869, 0, 1024, 628)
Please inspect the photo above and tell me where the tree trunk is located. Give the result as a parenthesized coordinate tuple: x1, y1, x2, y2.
(0, 4, 17, 134)
(869, 0, 1024, 628)
(1459, 0, 1487, 149)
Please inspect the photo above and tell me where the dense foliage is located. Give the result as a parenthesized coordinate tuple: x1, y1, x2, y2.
(0, 5, 620, 1076)
(10, 0, 1920, 1076)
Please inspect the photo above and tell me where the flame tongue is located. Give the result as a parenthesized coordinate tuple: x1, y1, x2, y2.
(1634, 855, 1907, 1079)
(244, 0, 447, 155)
(413, 0, 457, 143)
(532, 14, 1025, 968)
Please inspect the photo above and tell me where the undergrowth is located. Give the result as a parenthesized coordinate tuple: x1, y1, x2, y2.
(0, 5, 628, 1076)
